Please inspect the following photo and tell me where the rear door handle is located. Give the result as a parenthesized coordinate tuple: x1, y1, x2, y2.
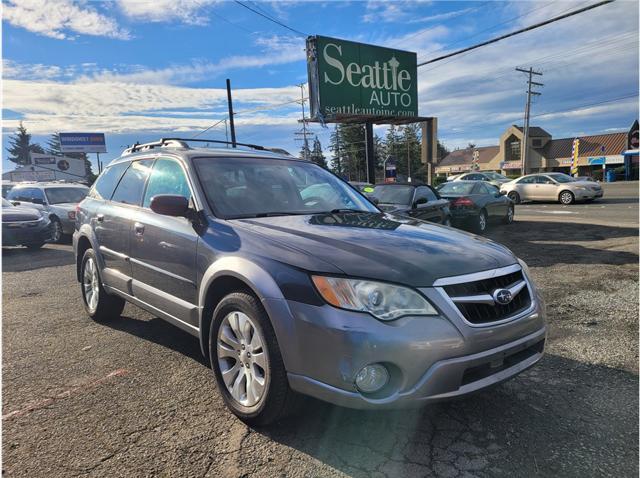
(134, 222, 145, 236)
(96, 214, 104, 223)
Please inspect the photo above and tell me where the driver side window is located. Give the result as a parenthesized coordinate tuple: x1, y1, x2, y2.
(143, 158, 192, 208)
(536, 176, 554, 184)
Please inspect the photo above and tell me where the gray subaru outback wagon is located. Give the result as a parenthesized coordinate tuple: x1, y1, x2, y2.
(74, 138, 546, 425)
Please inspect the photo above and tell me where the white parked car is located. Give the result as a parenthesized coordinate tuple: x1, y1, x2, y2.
(500, 173, 603, 205)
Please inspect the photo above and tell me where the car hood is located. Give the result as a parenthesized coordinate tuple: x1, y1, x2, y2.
(49, 202, 77, 211)
(232, 212, 517, 287)
(377, 203, 405, 212)
(2, 207, 42, 222)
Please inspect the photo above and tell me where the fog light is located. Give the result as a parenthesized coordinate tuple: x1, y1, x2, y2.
(355, 364, 389, 393)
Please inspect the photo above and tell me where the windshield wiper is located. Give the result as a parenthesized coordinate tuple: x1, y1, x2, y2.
(326, 208, 375, 214)
(230, 211, 310, 219)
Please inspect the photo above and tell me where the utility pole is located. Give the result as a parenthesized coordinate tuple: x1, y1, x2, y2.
(226, 79, 237, 148)
(406, 129, 411, 182)
(294, 83, 311, 160)
(516, 67, 543, 175)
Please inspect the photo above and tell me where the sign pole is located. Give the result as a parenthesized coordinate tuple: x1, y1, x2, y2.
(96, 152, 101, 174)
(365, 122, 376, 184)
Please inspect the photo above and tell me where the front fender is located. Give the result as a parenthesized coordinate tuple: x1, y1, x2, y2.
(198, 256, 291, 359)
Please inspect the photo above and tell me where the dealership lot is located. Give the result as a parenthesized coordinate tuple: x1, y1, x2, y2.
(2, 183, 638, 477)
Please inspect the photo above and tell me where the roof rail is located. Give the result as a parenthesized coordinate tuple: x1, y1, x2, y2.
(122, 137, 268, 155)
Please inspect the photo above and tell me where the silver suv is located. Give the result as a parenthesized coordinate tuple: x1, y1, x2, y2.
(74, 138, 546, 425)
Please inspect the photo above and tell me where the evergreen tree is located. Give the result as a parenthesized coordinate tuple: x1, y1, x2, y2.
(6, 122, 44, 166)
(298, 141, 312, 161)
(47, 132, 95, 180)
(310, 137, 327, 168)
(328, 125, 343, 176)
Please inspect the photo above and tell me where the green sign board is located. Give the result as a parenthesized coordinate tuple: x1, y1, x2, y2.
(307, 35, 418, 121)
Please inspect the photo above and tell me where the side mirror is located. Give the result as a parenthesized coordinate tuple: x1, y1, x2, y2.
(11, 200, 20, 206)
(371, 197, 380, 205)
(150, 195, 190, 217)
(413, 197, 428, 208)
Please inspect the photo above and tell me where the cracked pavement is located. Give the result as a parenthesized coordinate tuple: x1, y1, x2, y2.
(2, 183, 638, 477)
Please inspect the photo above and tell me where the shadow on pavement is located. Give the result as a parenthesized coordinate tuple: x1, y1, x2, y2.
(486, 220, 638, 267)
(2, 244, 75, 272)
(98, 310, 638, 476)
(104, 314, 207, 367)
(258, 354, 638, 477)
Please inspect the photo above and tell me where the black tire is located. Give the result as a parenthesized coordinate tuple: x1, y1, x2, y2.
(80, 249, 125, 321)
(559, 190, 575, 205)
(209, 291, 296, 426)
(507, 191, 521, 204)
(50, 217, 64, 243)
(26, 242, 45, 249)
(473, 209, 488, 234)
(502, 205, 514, 224)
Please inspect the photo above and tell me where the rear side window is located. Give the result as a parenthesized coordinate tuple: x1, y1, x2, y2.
(90, 162, 129, 200)
(142, 158, 191, 208)
(111, 159, 154, 206)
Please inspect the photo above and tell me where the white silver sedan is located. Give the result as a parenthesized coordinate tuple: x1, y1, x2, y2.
(500, 173, 603, 205)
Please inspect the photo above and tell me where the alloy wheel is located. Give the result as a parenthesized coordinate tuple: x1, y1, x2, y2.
(217, 311, 268, 407)
(560, 191, 574, 205)
(82, 257, 99, 312)
(479, 212, 487, 231)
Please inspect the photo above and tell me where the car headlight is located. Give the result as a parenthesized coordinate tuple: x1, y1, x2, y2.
(311, 275, 438, 320)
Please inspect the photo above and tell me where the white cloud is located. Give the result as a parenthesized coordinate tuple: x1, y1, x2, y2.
(3, 0, 130, 40)
(362, 0, 433, 23)
(408, 7, 479, 24)
(80, 35, 305, 84)
(116, 0, 219, 25)
(2, 77, 302, 134)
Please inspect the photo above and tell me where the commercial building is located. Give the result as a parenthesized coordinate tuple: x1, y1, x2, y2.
(436, 121, 639, 180)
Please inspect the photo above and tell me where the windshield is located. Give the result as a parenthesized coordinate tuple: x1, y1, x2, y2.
(547, 174, 575, 183)
(44, 187, 88, 204)
(484, 172, 508, 180)
(437, 182, 476, 195)
(193, 157, 378, 218)
(370, 185, 413, 205)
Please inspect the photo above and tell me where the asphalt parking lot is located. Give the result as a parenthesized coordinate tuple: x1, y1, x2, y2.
(2, 182, 638, 477)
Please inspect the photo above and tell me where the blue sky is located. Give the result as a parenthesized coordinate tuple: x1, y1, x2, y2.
(3, 0, 639, 173)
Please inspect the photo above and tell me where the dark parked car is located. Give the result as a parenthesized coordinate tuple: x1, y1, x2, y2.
(2, 198, 53, 248)
(369, 183, 452, 225)
(74, 138, 545, 425)
(437, 180, 514, 233)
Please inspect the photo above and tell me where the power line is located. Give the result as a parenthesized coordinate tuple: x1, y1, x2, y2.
(530, 93, 638, 118)
(234, 0, 307, 37)
(414, 0, 556, 60)
(192, 117, 227, 139)
(417, 0, 616, 67)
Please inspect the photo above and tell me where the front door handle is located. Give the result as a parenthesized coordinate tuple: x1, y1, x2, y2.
(134, 222, 145, 236)
(96, 214, 104, 223)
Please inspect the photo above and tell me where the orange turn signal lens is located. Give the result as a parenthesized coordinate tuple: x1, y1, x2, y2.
(311, 275, 341, 307)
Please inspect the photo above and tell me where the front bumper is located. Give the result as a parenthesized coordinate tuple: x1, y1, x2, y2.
(264, 284, 546, 409)
(2, 222, 53, 246)
(574, 189, 603, 200)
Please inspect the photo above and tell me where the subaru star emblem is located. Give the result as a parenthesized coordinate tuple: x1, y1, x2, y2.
(493, 288, 513, 305)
